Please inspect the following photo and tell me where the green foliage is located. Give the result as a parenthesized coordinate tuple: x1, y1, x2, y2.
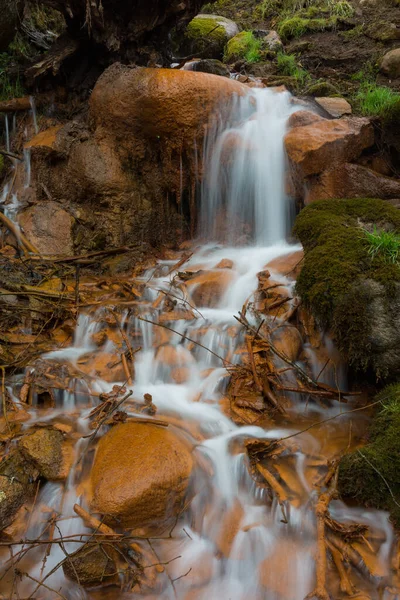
(330, 0, 354, 18)
(294, 199, 400, 374)
(338, 384, 400, 526)
(305, 79, 340, 96)
(277, 14, 337, 39)
(224, 31, 262, 63)
(364, 226, 400, 264)
(186, 17, 228, 44)
(355, 83, 400, 122)
(0, 53, 25, 102)
(339, 24, 365, 39)
(27, 2, 65, 35)
(276, 52, 310, 85)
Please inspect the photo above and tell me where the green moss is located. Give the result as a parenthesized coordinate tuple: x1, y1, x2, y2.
(304, 80, 340, 96)
(223, 31, 262, 63)
(277, 15, 337, 40)
(186, 16, 228, 44)
(294, 199, 400, 374)
(338, 384, 400, 526)
(339, 24, 365, 39)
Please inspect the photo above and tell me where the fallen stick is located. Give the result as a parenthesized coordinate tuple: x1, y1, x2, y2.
(326, 539, 355, 596)
(256, 463, 289, 503)
(0, 97, 32, 112)
(121, 353, 132, 385)
(0, 148, 23, 161)
(0, 211, 39, 255)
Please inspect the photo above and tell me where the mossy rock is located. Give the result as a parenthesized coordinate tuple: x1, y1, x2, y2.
(63, 542, 121, 586)
(223, 31, 262, 63)
(366, 21, 400, 42)
(305, 81, 340, 97)
(183, 14, 239, 58)
(294, 198, 400, 380)
(338, 384, 400, 526)
(186, 58, 230, 77)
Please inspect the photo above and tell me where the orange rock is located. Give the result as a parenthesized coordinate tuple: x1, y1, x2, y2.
(305, 162, 400, 204)
(90, 422, 193, 531)
(90, 66, 247, 141)
(76, 352, 125, 382)
(215, 498, 244, 557)
(219, 131, 257, 166)
(156, 345, 193, 367)
(285, 117, 374, 177)
(186, 270, 234, 307)
(271, 326, 303, 362)
(315, 96, 352, 118)
(215, 258, 234, 269)
(25, 126, 62, 150)
(287, 110, 325, 129)
(171, 367, 190, 384)
(266, 250, 304, 279)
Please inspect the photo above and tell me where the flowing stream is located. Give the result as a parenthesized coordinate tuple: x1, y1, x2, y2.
(0, 88, 397, 599)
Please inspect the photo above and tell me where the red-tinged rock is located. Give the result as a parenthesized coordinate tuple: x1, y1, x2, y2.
(285, 117, 374, 177)
(90, 422, 193, 532)
(305, 163, 400, 204)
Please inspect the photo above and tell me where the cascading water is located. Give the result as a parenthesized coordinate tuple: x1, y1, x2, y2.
(1, 87, 397, 600)
(201, 89, 296, 245)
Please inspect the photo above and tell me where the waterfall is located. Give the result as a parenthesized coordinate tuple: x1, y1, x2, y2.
(1, 86, 394, 600)
(200, 88, 296, 245)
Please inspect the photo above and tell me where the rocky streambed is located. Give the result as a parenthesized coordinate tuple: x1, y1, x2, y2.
(0, 241, 397, 600)
(0, 33, 399, 600)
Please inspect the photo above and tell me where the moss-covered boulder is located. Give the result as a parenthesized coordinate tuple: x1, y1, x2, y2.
(338, 384, 400, 526)
(294, 198, 400, 380)
(182, 58, 230, 77)
(223, 31, 261, 63)
(182, 14, 239, 59)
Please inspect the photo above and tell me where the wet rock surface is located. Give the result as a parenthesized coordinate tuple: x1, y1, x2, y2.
(63, 542, 120, 587)
(90, 422, 194, 531)
(18, 201, 74, 256)
(305, 162, 400, 203)
(0, 450, 38, 530)
(19, 427, 70, 480)
(285, 116, 374, 178)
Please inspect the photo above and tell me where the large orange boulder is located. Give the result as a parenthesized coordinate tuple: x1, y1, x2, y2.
(305, 163, 400, 204)
(90, 422, 193, 532)
(90, 65, 247, 142)
(285, 117, 374, 178)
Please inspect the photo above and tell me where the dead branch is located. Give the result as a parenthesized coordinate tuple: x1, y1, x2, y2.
(0, 212, 40, 255)
(0, 149, 23, 161)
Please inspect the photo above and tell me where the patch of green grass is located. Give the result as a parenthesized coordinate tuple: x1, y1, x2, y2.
(330, 0, 354, 18)
(276, 52, 310, 85)
(0, 53, 25, 102)
(364, 226, 400, 264)
(355, 83, 400, 122)
(224, 31, 262, 63)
